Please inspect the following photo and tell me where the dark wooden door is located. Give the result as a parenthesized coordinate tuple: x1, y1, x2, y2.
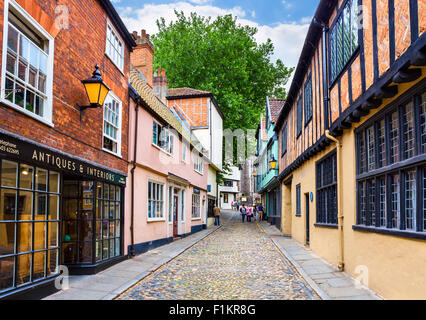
(305, 193, 310, 246)
(173, 195, 179, 237)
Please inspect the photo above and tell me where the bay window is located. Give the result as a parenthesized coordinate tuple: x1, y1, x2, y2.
(1, 3, 53, 124)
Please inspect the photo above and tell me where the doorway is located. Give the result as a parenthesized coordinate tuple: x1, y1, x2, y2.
(173, 194, 179, 237)
(305, 193, 310, 246)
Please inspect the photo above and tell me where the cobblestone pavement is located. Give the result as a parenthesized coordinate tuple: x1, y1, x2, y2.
(117, 211, 319, 300)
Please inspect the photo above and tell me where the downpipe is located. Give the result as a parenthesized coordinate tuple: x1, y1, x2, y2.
(325, 130, 344, 272)
(129, 101, 139, 257)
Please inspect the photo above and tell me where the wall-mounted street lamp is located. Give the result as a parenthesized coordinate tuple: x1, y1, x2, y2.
(78, 64, 110, 119)
(269, 156, 278, 171)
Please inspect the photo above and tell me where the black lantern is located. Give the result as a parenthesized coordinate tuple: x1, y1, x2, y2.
(78, 64, 110, 114)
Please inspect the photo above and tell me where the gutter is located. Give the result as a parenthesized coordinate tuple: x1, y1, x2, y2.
(129, 97, 139, 257)
(325, 130, 344, 271)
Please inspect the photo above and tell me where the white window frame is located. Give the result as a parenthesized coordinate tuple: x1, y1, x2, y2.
(105, 20, 124, 73)
(182, 143, 188, 163)
(194, 153, 203, 174)
(192, 193, 201, 220)
(0, 0, 54, 126)
(152, 120, 174, 155)
(102, 91, 122, 157)
(147, 179, 165, 222)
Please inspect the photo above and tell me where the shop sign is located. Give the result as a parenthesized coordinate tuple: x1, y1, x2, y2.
(0, 132, 126, 186)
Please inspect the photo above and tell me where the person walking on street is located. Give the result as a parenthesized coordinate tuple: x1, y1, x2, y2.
(246, 206, 253, 222)
(240, 205, 246, 223)
(231, 201, 234, 210)
(213, 204, 221, 226)
(257, 204, 264, 222)
(236, 201, 240, 211)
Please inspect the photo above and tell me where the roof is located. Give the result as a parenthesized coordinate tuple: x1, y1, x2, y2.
(129, 66, 206, 155)
(269, 99, 286, 123)
(99, 0, 136, 49)
(167, 87, 225, 120)
(167, 88, 212, 98)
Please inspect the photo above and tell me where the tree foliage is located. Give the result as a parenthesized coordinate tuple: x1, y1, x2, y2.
(152, 11, 294, 130)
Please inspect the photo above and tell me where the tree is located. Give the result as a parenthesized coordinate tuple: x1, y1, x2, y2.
(152, 11, 294, 131)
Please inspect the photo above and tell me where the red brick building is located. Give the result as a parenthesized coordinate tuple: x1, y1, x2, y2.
(0, 0, 135, 298)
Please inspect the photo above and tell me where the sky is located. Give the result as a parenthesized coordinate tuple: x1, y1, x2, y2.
(111, 0, 319, 90)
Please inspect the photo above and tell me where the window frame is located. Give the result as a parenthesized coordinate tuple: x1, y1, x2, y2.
(296, 97, 303, 138)
(193, 152, 204, 175)
(316, 150, 338, 226)
(0, 0, 54, 126)
(105, 20, 124, 73)
(147, 179, 165, 222)
(191, 193, 201, 220)
(281, 123, 288, 157)
(296, 184, 301, 217)
(328, 0, 360, 87)
(152, 120, 174, 155)
(354, 85, 426, 238)
(102, 91, 122, 157)
(304, 75, 313, 126)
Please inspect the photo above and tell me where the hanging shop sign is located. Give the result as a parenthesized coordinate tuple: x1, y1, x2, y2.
(0, 132, 126, 186)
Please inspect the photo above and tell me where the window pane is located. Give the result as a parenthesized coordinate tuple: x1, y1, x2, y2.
(33, 251, 45, 281)
(17, 191, 32, 220)
(378, 177, 386, 227)
(16, 253, 31, 286)
(35, 193, 47, 217)
(49, 194, 59, 220)
(49, 171, 60, 193)
(47, 249, 58, 276)
(17, 222, 32, 252)
(0, 256, 14, 290)
(421, 93, 426, 153)
(377, 120, 386, 167)
(1, 189, 16, 221)
(402, 102, 415, 159)
(366, 126, 375, 171)
(1, 160, 17, 188)
(358, 132, 367, 174)
(404, 170, 416, 231)
(34, 222, 46, 251)
(391, 174, 400, 229)
(48, 222, 58, 248)
(389, 111, 400, 163)
(0, 222, 15, 256)
(19, 164, 33, 190)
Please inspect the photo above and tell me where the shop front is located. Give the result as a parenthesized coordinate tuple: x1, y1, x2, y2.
(0, 131, 126, 298)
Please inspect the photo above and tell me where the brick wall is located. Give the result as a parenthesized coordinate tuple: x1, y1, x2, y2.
(130, 29, 153, 88)
(0, 0, 130, 174)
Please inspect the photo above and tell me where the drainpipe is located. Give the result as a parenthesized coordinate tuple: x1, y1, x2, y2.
(325, 130, 344, 271)
(129, 100, 139, 257)
(321, 23, 330, 130)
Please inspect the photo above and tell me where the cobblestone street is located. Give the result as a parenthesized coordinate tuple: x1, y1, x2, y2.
(117, 210, 319, 300)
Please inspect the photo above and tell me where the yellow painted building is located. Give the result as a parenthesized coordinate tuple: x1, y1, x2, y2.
(275, 0, 425, 299)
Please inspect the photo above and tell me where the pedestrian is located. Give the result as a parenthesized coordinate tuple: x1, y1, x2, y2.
(236, 201, 240, 211)
(240, 205, 246, 223)
(231, 201, 234, 210)
(253, 205, 257, 221)
(257, 204, 264, 222)
(246, 206, 252, 222)
(213, 204, 221, 226)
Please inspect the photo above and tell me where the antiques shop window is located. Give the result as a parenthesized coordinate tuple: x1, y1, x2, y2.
(0, 160, 60, 293)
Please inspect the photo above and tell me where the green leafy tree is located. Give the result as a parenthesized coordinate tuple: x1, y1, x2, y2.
(152, 11, 294, 131)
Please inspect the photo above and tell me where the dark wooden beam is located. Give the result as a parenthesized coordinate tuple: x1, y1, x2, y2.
(374, 85, 398, 99)
(411, 49, 426, 66)
(392, 68, 422, 83)
(362, 97, 383, 110)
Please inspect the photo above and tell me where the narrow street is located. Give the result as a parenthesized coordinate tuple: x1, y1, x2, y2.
(117, 210, 319, 300)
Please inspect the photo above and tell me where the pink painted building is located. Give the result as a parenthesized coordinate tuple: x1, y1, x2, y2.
(124, 31, 209, 255)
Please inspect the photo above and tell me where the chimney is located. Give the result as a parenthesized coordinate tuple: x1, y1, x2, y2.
(153, 68, 169, 105)
(130, 29, 154, 88)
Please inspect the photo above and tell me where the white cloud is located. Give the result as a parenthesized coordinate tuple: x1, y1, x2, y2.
(118, 1, 309, 90)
